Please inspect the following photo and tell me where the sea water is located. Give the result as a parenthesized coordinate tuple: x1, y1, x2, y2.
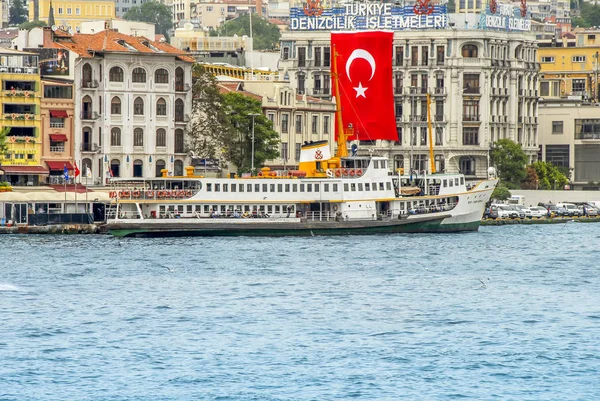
(1, 223, 599, 400)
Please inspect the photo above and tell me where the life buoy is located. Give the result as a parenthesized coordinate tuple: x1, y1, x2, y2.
(9, 136, 16, 143)
(270, 172, 277, 177)
(326, 169, 334, 178)
(146, 190, 154, 198)
(178, 190, 185, 198)
(335, 170, 341, 177)
(356, 169, 363, 177)
(349, 169, 356, 177)
(157, 191, 165, 199)
(109, 191, 116, 198)
(185, 190, 193, 197)
(132, 191, 141, 198)
(258, 172, 263, 177)
(342, 169, 348, 176)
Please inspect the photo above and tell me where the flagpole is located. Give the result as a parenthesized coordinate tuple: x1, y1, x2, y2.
(75, 164, 78, 214)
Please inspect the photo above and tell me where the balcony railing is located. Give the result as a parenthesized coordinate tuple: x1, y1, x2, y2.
(433, 87, 445, 95)
(50, 122, 64, 128)
(176, 83, 191, 92)
(81, 143, 100, 152)
(312, 88, 330, 95)
(81, 79, 99, 88)
(394, 87, 403, 94)
(462, 114, 480, 122)
(462, 87, 480, 94)
(81, 111, 99, 120)
(0, 66, 38, 74)
(49, 145, 65, 152)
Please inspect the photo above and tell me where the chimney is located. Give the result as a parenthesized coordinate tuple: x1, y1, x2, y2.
(255, 0, 263, 16)
(43, 26, 54, 46)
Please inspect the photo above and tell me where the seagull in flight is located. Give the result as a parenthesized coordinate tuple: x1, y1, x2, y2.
(160, 265, 175, 273)
(478, 279, 487, 289)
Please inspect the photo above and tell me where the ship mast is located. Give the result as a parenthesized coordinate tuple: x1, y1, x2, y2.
(426, 93, 436, 174)
(332, 45, 348, 158)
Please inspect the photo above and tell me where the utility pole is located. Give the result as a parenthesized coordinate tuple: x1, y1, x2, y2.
(248, 113, 260, 174)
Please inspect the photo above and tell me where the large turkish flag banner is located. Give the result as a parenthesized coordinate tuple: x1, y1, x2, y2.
(331, 31, 397, 141)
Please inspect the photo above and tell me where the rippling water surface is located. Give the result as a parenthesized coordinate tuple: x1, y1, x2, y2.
(1, 223, 600, 400)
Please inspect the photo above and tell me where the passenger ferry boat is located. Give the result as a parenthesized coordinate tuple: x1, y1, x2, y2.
(105, 139, 497, 237)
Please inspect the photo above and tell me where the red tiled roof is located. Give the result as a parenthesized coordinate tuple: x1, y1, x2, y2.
(217, 83, 262, 101)
(54, 30, 195, 63)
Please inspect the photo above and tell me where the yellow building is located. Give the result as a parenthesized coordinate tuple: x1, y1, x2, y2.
(29, 0, 115, 31)
(0, 49, 44, 186)
(538, 30, 600, 101)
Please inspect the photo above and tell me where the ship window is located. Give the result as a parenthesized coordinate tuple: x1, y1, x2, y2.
(285, 184, 290, 192)
(259, 206, 265, 212)
(215, 184, 220, 192)
(351, 183, 356, 191)
(386, 182, 391, 190)
(443, 179, 447, 187)
(204, 205, 210, 213)
(268, 205, 273, 213)
(293, 184, 298, 192)
(314, 184, 319, 192)
(221, 205, 226, 213)
(247, 184, 252, 192)
(187, 205, 193, 213)
(255, 184, 260, 192)
(263, 184, 268, 192)
(455, 178, 459, 186)
(374, 160, 379, 168)
(275, 205, 280, 213)
(379, 183, 385, 190)
(324, 183, 329, 192)
(344, 183, 349, 191)
(381, 160, 386, 168)
(307, 184, 312, 192)
(223, 184, 228, 192)
(231, 185, 236, 192)
(333, 184, 338, 192)
(270, 184, 275, 192)
(207, 183, 212, 192)
(358, 183, 363, 191)
(244, 205, 250, 212)
(178, 205, 184, 213)
(449, 180, 453, 187)
(365, 183, 370, 191)
(300, 184, 305, 192)
(195, 205, 201, 212)
(460, 177, 464, 185)
(238, 184, 244, 192)
(278, 184, 283, 192)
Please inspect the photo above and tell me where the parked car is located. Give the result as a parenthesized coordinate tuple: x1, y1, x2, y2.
(538, 203, 564, 218)
(506, 205, 526, 219)
(583, 204, 599, 216)
(528, 206, 547, 218)
(557, 203, 581, 217)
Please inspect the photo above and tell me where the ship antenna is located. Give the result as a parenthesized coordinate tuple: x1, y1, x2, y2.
(332, 44, 348, 158)
(427, 93, 436, 173)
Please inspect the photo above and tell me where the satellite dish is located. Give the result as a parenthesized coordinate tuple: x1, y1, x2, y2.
(184, 22, 193, 30)
(51, 25, 57, 31)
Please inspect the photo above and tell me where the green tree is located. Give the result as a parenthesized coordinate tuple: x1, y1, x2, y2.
(124, 1, 173, 39)
(222, 92, 280, 172)
(491, 183, 511, 202)
(530, 161, 569, 190)
(211, 14, 280, 51)
(187, 64, 231, 161)
(9, 0, 27, 26)
(490, 139, 528, 188)
(19, 20, 47, 30)
(521, 166, 539, 189)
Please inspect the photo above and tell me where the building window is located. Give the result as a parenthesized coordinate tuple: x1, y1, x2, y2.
(175, 67, 184, 91)
(295, 143, 301, 161)
(110, 159, 120, 177)
(282, 47, 289, 60)
(75, 7, 80, 15)
(155, 68, 169, 84)
(572, 79, 586, 93)
(552, 121, 563, 134)
(109, 66, 123, 82)
(459, 156, 475, 175)
(175, 129, 185, 153)
(323, 115, 330, 134)
(575, 118, 600, 139)
(175, 99, 184, 121)
(156, 98, 167, 115)
(323, 47, 330, 67)
(545, 145, 570, 167)
(133, 159, 143, 177)
(461, 44, 478, 58)
(435, 154, 445, 172)
(111, 127, 121, 146)
(436, 45, 444, 64)
(133, 128, 143, 146)
(572, 56, 586, 63)
(394, 154, 404, 170)
(314, 47, 321, 67)
(111, 97, 121, 115)
(462, 99, 480, 121)
(281, 142, 289, 160)
(463, 127, 479, 145)
(298, 47, 306, 67)
(295, 115, 302, 133)
(44, 85, 72, 98)
(132, 67, 146, 83)
(463, 73, 480, 93)
(281, 114, 289, 133)
(312, 115, 318, 134)
(151, 129, 166, 149)
(541, 56, 555, 63)
(133, 97, 144, 115)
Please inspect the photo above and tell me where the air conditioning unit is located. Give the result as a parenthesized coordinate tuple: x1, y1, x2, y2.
(87, 82, 93, 88)
(93, 111, 99, 118)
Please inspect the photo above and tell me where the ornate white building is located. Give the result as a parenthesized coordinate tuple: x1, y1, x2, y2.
(45, 29, 194, 182)
(278, 18, 540, 180)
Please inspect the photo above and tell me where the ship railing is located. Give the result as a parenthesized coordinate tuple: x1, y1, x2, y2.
(305, 211, 337, 221)
(407, 202, 456, 215)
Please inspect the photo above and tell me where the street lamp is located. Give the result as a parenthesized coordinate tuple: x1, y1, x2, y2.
(248, 113, 260, 174)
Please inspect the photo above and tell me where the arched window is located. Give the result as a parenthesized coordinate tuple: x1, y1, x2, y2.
(133, 159, 143, 178)
(174, 129, 184, 153)
(175, 67, 184, 91)
(109, 66, 123, 82)
(110, 159, 121, 177)
(155, 68, 169, 84)
(156, 128, 166, 147)
(174, 99, 184, 121)
(156, 98, 167, 115)
(174, 160, 184, 176)
(155, 159, 166, 177)
(82, 63, 92, 85)
(111, 127, 121, 146)
(132, 67, 146, 83)
(133, 128, 143, 147)
(82, 95, 92, 119)
(461, 44, 478, 58)
(82, 158, 92, 176)
(459, 156, 475, 176)
(111, 96, 121, 115)
(81, 127, 92, 151)
(134, 97, 144, 115)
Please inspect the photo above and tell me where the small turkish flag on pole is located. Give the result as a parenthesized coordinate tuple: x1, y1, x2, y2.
(74, 161, 81, 178)
(331, 31, 397, 141)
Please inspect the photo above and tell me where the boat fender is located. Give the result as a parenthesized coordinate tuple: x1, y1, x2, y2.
(349, 169, 356, 177)
(326, 169, 334, 178)
(132, 191, 141, 198)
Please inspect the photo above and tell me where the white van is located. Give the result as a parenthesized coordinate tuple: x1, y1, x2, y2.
(507, 195, 526, 206)
(557, 203, 581, 217)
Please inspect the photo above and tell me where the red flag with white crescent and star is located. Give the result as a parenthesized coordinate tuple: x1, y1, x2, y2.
(331, 31, 397, 141)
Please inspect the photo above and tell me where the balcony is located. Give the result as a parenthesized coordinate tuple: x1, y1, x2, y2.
(462, 87, 480, 95)
(435, 114, 444, 122)
(312, 88, 330, 96)
(49, 145, 65, 152)
(409, 115, 427, 122)
(462, 114, 480, 122)
(394, 87, 403, 95)
(50, 122, 64, 128)
(0, 66, 38, 74)
(81, 79, 99, 89)
(176, 83, 191, 92)
(81, 111, 99, 120)
(81, 143, 100, 152)
(175, 114, 190, 124)
(432, 87, 445, 95)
